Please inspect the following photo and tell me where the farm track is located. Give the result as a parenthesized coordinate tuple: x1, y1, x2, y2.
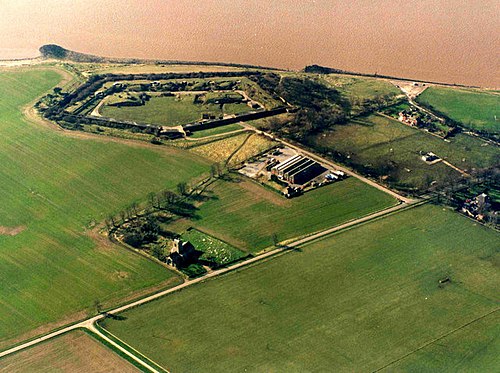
(224, 131, 253, 165)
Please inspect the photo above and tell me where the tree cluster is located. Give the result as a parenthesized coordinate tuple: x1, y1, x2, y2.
(271, 77, 351, 140)
(121, 216, 162, 248)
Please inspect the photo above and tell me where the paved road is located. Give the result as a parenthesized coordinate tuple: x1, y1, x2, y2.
(0, 200, 416, 369)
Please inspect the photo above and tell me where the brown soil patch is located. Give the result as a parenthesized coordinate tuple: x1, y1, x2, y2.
(0, 330, 139, 373)
(391, 80, 429, 99)
(0, 226, 26, 236)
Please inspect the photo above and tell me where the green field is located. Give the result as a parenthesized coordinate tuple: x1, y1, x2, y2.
(320, 74, 401, 100)
(101, 204, 500, 372)
(416, 87, 500, 133)
(311, 114, 499, 193)
(101, 94, 209, 126)
(169, 176, 397, 252)
(182, 228, 247, 266)
(100, 93, 253, 127)
(390, 311, 499, 372)
(0, 69, 210, 348)
(189, 123, 244, 138)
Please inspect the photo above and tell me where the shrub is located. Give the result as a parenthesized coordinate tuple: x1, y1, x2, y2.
(182, 264, 207, 278)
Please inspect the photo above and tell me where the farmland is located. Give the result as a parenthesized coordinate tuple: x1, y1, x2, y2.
(101, 204, 500, 372)
(168, 176, 397, 252)
(310, 114, 499, 193)
(0, 330, 138, 373)
(0, 69, 210, 348)
(188, 132, 254, 161)
(389, 311, 499, 372)
(416, 87, 500, 133)
(2, 56, 498, 371)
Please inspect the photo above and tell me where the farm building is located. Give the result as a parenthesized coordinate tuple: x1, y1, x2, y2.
(272, 155, 303, 177)
(272, 155, 327, 185)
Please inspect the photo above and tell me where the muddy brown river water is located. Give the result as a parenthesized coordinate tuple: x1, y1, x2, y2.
(0, 0, 498, 87)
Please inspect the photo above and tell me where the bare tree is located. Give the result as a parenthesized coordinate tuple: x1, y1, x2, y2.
(104, 218, 112, 231)
(177, 182, 188, 196)
(210, 164, 218, 178)
(272, 233, 279, 247)
(147, 192, 157, 210)
(119, 210, 127, 224)
(130, 201, 139, 216)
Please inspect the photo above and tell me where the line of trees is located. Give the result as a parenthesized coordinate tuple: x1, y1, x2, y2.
(105, 158, 233, 235)
(104, 182, 192, 230)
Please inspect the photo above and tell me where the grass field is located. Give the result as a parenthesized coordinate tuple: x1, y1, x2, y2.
(182, 228, 247, 266)
(169, 176, 397, 252)
(100, 93, 252, 126)
(101, 204, 500, 372)
(311, 114, 499, 192)
(0, 69, 210, 348)
(320, 73, 401, 100)
(416, 87, 500, 133)
(0, 330, 138, 372)
(189, 123, 244, 138)
(390, 311, 499, 372)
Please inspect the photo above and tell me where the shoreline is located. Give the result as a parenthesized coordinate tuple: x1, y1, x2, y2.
(0, 56, 43, 67)
(0, 51, 498, 90)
